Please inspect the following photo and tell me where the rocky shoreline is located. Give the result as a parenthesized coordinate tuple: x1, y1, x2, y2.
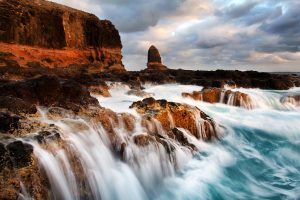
(1, 0, 300, 199)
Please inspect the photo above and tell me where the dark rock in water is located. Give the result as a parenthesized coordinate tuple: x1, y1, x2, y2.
(171, 128, 196, 150)
(0, 139, 46, 199)
(34, 130, 61, 144)
(6, 141, 33, 168)
(0, 75, 98, 112)
(98, 70, 300, 90)
(0, 96, 37, 114)
(71, 73, 111, 97)
(0, 143, 8, 170)
(0, 112, 20, 133)
(147, 45, 168, 70)
(182, 88, 254, 109)
(280, 95, 300, 106)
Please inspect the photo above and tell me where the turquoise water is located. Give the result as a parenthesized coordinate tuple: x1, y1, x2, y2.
(150, 87, 300, 200)
(27, 85, 300, 200)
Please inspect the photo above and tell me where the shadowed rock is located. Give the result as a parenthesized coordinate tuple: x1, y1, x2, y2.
(0, 75, 98, 112)
(97, 70, 300, 90)
(148, 45, 162, 63)
(0, 96, 37, 114)
(182, 88, 254, 109)
(6, 141, 33, 168)
(0, 112, 20, 133)
(147, 45, 168, 70)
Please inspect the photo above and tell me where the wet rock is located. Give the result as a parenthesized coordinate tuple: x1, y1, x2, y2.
(78, 106, 122, 148)
(0, 143, 8, 170)
(120, 113, 136, 132)
(133, 134, 155, 146)
(0, 96, 37, 114)
(0, 155, 47, 200)
(130, 97, 217, 140)
(88, 85, 111, 97)
(200, 88, 221, 103)
(6, 141, 33, 168)
(280, 95, 300, 106)
(182, 88, 254, 109)
(154, 136, 176, 154)
(0, 112, 20, 133)
(182, 91, 203, 101)
(127, 89, 153, 98)
(147, 45, 168, 70)
(171, 128, 196, 150)
(34, 130, 61, 144)
(72, 73, 111, 97)
(0, 75, 98, 112)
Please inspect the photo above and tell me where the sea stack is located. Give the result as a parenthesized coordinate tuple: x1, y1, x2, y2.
(147, 45, 168, 70)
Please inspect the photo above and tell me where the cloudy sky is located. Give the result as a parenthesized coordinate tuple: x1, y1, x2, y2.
(51, 0, 300, 72)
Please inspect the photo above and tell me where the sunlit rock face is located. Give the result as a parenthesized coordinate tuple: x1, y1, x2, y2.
(0, 98, 218, 199)
(130, 97, 218, 140)
(0, 0, 124, 72)
(281, 94, 300, 106)
(182, 88, 254, 109)
(146, 45, 168, 70)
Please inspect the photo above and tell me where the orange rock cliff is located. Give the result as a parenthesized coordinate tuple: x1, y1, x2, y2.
(0, 0, 124, 71)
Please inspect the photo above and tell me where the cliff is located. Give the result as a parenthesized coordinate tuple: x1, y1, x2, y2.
(0, 0, 124, 71)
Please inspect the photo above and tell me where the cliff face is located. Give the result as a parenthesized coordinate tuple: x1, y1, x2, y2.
(0, 0, 124, 71)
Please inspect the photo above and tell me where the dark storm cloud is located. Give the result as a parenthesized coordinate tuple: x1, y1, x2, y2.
(196, 40, 227, 49)
(216, 1, 259, 19)
(96, 0, 184, 33)
(243, 6, 282, 26)
(260, 2, 300, 52)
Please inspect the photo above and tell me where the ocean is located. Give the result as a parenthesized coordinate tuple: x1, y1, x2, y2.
(21, 84, 300, 200)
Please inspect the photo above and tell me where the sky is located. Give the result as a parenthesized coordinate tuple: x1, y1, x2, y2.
(51, 0, 300, 72)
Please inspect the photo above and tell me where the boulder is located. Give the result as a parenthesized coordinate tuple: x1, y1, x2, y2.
(130, 97, 217, 140)
(0, 112, 20, 133)
(182, 88, 254, 109)
(6, 141, 33, 168)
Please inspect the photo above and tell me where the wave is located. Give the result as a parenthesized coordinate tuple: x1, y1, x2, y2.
(13, 84, 300, 199)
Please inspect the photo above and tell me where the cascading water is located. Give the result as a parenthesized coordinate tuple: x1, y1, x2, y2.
(18, 84, 300, 200)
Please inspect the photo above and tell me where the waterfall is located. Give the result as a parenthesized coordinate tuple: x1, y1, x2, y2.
(26, 105, 199, 199)
(5, 83, 300, 200)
